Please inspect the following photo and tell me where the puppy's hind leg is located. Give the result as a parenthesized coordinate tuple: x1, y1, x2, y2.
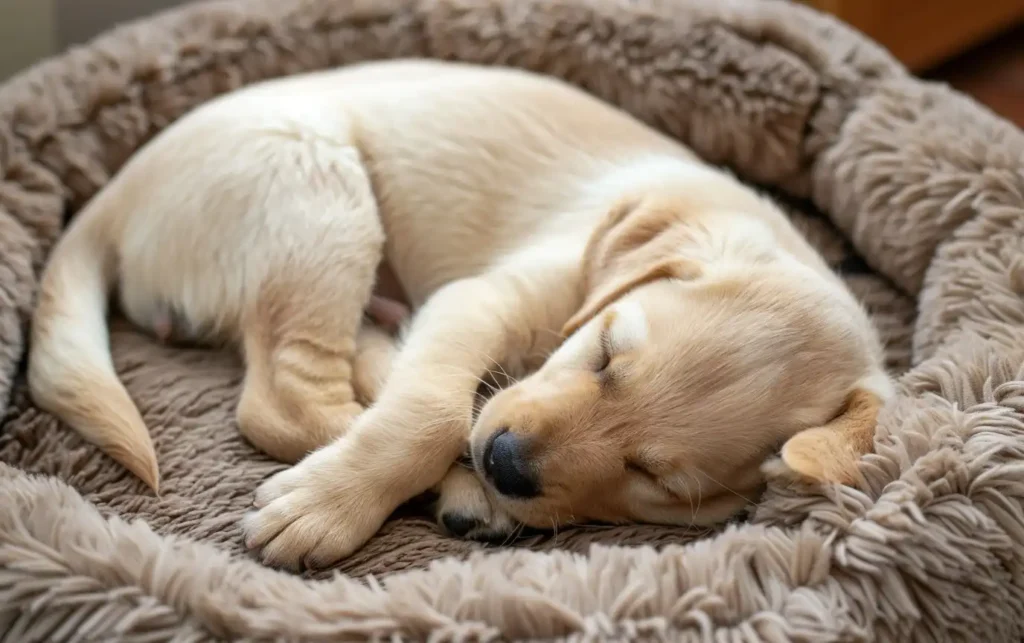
(352, 322, 401, 406)
(234, 143, 385, 464)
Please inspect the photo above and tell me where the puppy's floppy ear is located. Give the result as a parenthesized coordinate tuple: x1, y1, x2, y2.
(562, 198, 702, 337)
(779, 387, 883, 486)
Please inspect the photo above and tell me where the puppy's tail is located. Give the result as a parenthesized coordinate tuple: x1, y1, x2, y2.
(27, 203, 159, 492)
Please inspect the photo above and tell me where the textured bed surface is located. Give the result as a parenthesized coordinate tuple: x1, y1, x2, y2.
(1, 0, 1023, 640)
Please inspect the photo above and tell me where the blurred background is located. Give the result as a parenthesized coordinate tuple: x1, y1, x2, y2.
(0, 0, 1021, 125)
(0, 0, 185, 79)
(800, 0, 1024, 126)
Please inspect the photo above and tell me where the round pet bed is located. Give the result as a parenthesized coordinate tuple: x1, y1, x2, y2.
(2, 0, 1023, 640)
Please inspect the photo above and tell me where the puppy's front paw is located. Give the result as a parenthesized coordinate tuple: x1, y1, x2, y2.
(241, 443, 389, 571)
(435, 464, 517, 542)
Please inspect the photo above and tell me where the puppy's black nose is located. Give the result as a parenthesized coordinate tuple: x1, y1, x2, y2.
(483, 428, 540, 498)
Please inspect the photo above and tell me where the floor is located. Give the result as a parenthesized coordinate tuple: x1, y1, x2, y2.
(925, 22, 1024, 126)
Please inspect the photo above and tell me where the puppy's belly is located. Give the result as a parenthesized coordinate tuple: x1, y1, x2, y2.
(118, 291, 221, 347)
(372, 260, 408, 307)
(366, 261, 410, 334)
(122, 260, 411, 345)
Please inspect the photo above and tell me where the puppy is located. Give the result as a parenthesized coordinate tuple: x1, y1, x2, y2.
(27, 60, 892, 569)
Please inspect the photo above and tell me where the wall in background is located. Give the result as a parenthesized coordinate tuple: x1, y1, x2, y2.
(55, 0, 189, 51)
(795, 0, 1023, 71)
(0, 0, 190, 80)
(0, 0, 57, 80)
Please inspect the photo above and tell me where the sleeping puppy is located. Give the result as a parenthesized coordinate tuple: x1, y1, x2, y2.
(27, 59, 892, 569)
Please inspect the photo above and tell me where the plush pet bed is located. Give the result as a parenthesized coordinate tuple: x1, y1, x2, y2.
(1, 0, 1023, 639)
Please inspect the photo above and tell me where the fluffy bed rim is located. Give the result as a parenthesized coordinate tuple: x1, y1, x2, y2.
(1, 0, 1024, 640)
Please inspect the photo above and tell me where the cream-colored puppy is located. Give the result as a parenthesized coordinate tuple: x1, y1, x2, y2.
(28, 60, 892, 569)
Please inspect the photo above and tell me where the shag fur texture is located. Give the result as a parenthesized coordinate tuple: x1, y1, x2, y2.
(1, 0, 1023, 640)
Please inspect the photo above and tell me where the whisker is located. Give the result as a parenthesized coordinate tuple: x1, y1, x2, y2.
(448, 339, 507, 377)
(683, 471, 698, 526)
(693, 473, 703, 525)
(482, 368, 506, 393)
(496, 362, 518, 387)
(701, 471, 755, 504)
(428, 364, 499, 395)
(499, 521, 526, 547)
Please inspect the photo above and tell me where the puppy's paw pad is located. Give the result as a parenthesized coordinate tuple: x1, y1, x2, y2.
(473, 528, 517, 544)
(441, 512, 482, 538)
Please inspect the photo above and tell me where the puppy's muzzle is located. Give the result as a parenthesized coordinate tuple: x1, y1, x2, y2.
(482, 428, 540, 499)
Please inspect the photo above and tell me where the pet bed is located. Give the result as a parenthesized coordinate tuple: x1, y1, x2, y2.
(1, 0, 1023, 640)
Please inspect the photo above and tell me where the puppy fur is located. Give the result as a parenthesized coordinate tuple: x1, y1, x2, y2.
(27, 60, 893, 570)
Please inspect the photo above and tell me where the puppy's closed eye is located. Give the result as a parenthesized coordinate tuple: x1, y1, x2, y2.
(625, 460, 686, 503)
(625, 459, 656, 479)
(594, 331, 613, 373)
(593, 312, 619, 375)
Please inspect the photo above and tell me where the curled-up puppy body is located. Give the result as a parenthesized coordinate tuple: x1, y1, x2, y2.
(27, 59, 893, 570)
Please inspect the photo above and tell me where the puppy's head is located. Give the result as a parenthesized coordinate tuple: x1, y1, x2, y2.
(469, 196, 888, 529)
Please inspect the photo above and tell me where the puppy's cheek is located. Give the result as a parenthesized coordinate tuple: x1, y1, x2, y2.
(499, 495, 558, 530)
